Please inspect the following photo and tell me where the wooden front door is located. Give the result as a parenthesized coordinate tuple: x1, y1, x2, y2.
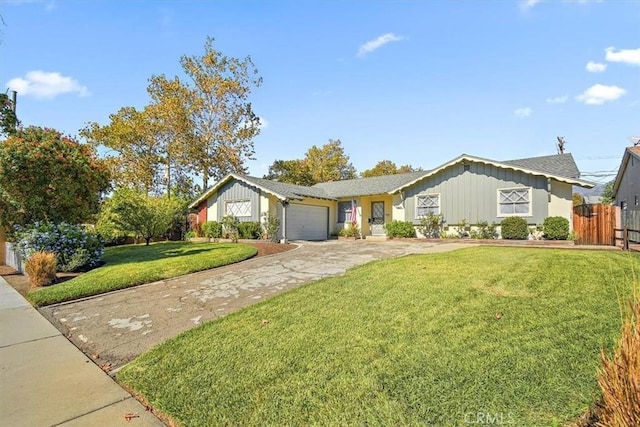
(371, 201, 385, 235)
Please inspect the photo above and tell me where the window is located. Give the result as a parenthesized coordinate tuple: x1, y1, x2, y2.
(416, 194, 440, 217)
(498, 188, 531, 216)
(338, 201, 352, 223)
(225, 200, 251, 217)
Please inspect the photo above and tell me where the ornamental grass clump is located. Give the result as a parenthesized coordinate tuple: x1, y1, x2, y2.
(596, 296, 640, 426)
(24, 251, 57, 287)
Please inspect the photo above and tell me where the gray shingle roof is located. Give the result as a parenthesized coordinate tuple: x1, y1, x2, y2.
(501, 153, 581, 179)
(240, 175, 334, 200)
(313, 170, 427, 198)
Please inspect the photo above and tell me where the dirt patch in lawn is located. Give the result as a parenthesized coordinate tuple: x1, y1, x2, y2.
(1, 241, 295, 299)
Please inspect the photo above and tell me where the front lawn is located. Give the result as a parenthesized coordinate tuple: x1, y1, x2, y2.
(118, 247, 640, 426)
(28, 242, 257, 307)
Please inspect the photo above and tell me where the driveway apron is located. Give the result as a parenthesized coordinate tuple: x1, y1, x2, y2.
(40, 241, 469, 371)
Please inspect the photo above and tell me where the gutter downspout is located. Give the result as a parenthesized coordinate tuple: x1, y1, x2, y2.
(281, 199, 288, 243)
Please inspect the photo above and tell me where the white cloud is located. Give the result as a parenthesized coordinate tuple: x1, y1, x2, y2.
(546, 95, 568, 104)
(514, 107, 533, 117)
(7, 71, 89, 99)
(357, 33, 404, 58)
(605, 47, 640, 65)
(520, 0, 543, 9)
(585, 61, 607, 73)
(575, 84, 626, 105)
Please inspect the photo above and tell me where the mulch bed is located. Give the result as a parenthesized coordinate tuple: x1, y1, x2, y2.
(1, 241, 296, 299)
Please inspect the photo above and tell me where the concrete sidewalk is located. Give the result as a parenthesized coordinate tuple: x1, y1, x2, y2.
(0, 277, 164, 427)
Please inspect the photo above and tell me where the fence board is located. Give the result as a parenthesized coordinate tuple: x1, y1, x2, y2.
(573, 204, 616, 245)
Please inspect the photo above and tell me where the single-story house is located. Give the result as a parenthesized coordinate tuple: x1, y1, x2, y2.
(612, 146, 640, 230)
(189, 153, 594, 240)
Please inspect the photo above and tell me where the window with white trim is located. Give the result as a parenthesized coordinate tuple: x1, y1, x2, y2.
(225, 200, 251, 218)
(416, 194, 440, 218)
(337, 201, 352, 223)
(498, 188, 531, 216)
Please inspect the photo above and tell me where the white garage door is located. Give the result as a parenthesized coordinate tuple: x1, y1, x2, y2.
(286, 204, 328, 240)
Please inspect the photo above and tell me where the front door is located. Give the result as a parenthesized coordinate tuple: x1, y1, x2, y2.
(371, 201, 385, 235)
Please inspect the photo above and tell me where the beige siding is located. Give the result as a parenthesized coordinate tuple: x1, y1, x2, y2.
(392, 194, 405, 221)
(548, 181, 574, 229)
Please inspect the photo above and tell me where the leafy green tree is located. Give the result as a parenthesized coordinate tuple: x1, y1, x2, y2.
(0, 126, 110, 229)
(0, 93, 19, 137)
(178, 36, 262, 188)
(98, 188, 183, 245)
(361, 160, 419, 177)
(573, 193, 584, 206)
(264, 159, 315, 185)
(305, 139, 356, 183)
(601, 180, 614, 205)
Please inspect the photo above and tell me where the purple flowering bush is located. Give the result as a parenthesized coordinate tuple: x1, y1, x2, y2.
(14, 222, 104, 272)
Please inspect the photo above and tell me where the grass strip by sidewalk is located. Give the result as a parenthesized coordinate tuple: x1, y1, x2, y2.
(28, 242, 257, 307)
(118, 247, 640, 427)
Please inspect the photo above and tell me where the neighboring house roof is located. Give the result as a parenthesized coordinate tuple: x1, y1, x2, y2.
(392, 153, 594, 193)
(612, 146, 640, 198)
(190, 152, 594, 209)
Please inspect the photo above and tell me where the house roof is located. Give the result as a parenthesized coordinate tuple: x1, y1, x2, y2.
(391, 153, 593, 192)
(612, 146, 640, 197)
(190, 152, 594, 209)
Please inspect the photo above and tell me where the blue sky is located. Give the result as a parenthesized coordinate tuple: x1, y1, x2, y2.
(1, 0, 639, 185)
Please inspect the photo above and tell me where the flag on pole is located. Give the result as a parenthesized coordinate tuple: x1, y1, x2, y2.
(350, 199, 357, 225)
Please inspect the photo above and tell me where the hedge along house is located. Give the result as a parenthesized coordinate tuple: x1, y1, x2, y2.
(189, 153, 594, 241)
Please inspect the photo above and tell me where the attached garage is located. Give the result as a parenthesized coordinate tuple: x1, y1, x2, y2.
(286, 204, 329, 240)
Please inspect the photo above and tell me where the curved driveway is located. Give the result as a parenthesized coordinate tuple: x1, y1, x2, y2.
(40, 240, 470, 371)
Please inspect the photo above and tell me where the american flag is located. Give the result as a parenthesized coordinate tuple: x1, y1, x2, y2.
(350, 199, 357, 225)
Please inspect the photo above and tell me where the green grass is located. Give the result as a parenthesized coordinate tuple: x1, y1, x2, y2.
(117, 247, 640, 427)
(28, 242, 257, 307)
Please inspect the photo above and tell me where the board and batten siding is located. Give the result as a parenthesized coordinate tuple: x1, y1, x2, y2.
(404, 162, 548, 225)
(213, 179, 261, 222)
(616, 153, 640, 213)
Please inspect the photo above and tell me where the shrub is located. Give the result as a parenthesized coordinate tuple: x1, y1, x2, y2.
(542, 216, 570, 240)
(238, 221, 262, 239)
(14, 222, 104, 272)
(339, 223, 360, 238)
(221, 216, 240, 242)
(416, 213, 444, 238)
(596, 297, 640, 426)
(261, 212, 280, 242)
(24, 251, 57, 287)
(500, 216, 529, 240)
(201, 221, 223, 241)
(469, 221, 497, 239)
(385, 221, 416, 238)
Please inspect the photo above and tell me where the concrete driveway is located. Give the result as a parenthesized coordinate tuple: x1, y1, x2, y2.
(40, 240, 469, 372)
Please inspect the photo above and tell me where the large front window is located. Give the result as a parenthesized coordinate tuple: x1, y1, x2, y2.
(416, 194, 440, 217)
(498, 188, 531, 216)
(225, 200, 251, 218)
(338, 201, 352, 223)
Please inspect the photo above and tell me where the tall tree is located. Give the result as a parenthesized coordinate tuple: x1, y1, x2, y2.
(360, 160, 419, 178)
(179, 37, 262, 188)
(305, 139, 356, 183)
(81, 107, 164, 195)
(0, 126, 110, 228)
(600, 180, 615, 205)
(264, 159, 314, 186)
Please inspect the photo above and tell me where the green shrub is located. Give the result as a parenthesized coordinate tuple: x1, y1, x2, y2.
(469, 221, 497, 239)
(385, 221, 416, 238)
(201, 221, 223, 241)
(221, 216, 240, 242)
(261, 212, 280, 242)
(238, 221, 262, 239)
(500, 216, 529, 240)
(14, 222, 104, 272)
(416, 213, 443, 238)
(542, 216, 570, 240)
(339, 223, 360, 238)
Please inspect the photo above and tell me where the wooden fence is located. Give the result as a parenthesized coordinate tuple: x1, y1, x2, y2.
(573, 204, 617, 246)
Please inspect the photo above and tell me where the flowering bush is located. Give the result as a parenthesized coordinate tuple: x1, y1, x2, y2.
(14, 222, 104, 272)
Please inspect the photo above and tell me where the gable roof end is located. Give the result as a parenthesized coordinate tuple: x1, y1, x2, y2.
(612, 146, 640, 198)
